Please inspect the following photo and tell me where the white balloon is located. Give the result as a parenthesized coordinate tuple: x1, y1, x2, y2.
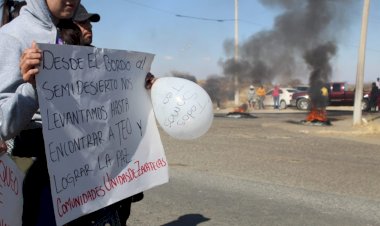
(151, 77, 214, 140)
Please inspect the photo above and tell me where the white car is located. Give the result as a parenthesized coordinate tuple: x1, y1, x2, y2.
(263, 88, 298, 109)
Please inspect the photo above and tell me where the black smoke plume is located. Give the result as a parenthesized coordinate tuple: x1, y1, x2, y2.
(221, 0, 356, 85)
(304, 42, 336, 108)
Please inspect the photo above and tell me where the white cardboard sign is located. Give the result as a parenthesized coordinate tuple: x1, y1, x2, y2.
(36, 44, 168, 226)
(0, 154, 24, 226)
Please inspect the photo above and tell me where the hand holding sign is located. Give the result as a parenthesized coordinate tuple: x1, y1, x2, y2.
(151, 77, 213, 140)
(0, 141, 7, 155)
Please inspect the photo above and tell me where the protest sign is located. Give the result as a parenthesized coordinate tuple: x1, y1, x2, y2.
(0, 154, 24, 226)
(35, 44, 168, 226)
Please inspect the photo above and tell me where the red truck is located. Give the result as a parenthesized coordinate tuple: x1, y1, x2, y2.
(290, 82, 380, 111)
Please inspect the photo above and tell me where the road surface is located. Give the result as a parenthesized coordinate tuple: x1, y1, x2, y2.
(128, 110, 380, 226)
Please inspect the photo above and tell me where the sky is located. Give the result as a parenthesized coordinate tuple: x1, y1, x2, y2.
(81, 0, 380, 85)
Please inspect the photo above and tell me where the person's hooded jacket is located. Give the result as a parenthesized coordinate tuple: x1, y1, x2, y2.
(0, 0, 59, 141)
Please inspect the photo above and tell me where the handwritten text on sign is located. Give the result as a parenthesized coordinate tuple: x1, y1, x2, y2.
(0, 154, 24, 226)
(36, 44, 168, 226)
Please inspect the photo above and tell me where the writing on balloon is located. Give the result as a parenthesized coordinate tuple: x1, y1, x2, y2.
(162, 86, 207, 128)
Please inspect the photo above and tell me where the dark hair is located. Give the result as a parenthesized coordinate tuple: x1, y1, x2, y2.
(1, 0, 26, 26)
(57, 20, 82, 45)
(10, 0, 25, 19)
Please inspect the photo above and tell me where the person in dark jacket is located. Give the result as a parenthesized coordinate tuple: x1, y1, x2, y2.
(369, 82, 379, 112)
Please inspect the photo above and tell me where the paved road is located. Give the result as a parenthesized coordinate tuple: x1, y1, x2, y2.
(128, 111, 380, 226)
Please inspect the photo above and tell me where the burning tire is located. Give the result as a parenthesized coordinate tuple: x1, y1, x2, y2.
(361, 99, 369, 111)
(296, 98, 310, 110)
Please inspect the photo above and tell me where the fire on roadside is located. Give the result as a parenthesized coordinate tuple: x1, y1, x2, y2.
(306, 107, 327, 122)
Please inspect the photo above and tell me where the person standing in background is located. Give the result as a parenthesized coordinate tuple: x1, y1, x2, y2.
(0, 0, 8, 26)
(272, 85, 280, 110)
(369, 82, 379, 112)
(256, 85, 266, 110)
(247, 85, 256, 110)
(1, 0, 26, 26)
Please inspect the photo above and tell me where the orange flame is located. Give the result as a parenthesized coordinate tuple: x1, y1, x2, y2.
(233, 103, 248, 113)
(306, 108, 327, 122)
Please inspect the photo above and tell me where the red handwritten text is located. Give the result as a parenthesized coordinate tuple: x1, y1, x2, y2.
(55, 157, 167, 218)
(0, 219, 9, 226)
(0, 160, 19, 195)
(103, 157, 167, 191)
(56, 185, 105, 217)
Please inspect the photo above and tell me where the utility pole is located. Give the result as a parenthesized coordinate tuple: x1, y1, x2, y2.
(234, 0, 239, 106)
(353, 0, 370, 126)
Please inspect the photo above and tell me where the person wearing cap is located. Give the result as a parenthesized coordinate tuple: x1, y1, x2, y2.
(68, 5, 146, 226)
(247, 85, 256, 110)
(73, 4, 100, 46)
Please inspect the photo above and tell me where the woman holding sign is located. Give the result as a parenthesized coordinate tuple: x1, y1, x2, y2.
(64, 5, 145, 226)
(0, 0, 80, 225)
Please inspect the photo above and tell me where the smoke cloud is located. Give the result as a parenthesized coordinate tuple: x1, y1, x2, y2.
(221, 0, 356, 86)
(304, 42, 336, 107)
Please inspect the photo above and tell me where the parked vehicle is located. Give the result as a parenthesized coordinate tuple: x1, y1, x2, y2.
(294, 85, 309, 92)
(290, 82, 380, 111)
(264, 87, 298, 109)
(290, 91, 311, 110)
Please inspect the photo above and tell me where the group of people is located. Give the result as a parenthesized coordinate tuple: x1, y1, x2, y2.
(0, 1, 148, 225)
(247, 84, 280, 110)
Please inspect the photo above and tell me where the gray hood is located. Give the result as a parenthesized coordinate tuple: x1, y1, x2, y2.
(23, 0, 55, 28)
(0, 0, 60, 140)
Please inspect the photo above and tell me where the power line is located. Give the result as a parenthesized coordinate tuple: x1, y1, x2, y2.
(121, 0, 380, 51)
(121, 0, 176, 15)
(175, 14, 233, 23)
(340, 42, 380, 53)
(175, 14, 264, 27)
(121, 0, 261, 26)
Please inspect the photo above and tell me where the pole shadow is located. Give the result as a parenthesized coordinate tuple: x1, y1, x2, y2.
(161, 214, 210, 226)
